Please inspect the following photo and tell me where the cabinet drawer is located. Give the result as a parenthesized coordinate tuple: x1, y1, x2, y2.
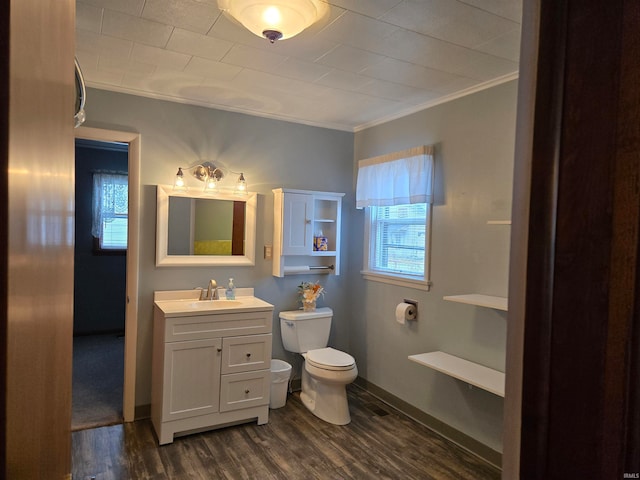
(165, 310, 272, 342)
(222, 334, 272, 374)
(220, 370, 270, 412)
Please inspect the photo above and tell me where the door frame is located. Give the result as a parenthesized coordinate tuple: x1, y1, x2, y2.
(75, 126, 140, 422)
(504, 0, 640, 476)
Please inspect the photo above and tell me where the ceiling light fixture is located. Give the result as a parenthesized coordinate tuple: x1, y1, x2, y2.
(218, 0, 328, 43)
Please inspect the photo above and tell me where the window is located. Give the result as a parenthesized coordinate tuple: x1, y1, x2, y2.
(370, 203, 428, 275)
(92, 173, 128, 251)
(356, 146, 434, 290)
(363, 203, 431, 289)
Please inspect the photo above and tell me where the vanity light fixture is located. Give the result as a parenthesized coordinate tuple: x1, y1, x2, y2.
(217, 0, 328, 43)
(174, 162, 247, 194)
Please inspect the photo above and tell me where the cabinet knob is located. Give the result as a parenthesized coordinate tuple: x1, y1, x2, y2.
(244, 389, 250, 394)
(217, 348, 222, 352)
(246, 352, 251, 358)
(305, 219, 311, 224)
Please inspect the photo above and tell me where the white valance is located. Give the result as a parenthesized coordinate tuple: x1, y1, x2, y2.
(356, 145, 434, 209)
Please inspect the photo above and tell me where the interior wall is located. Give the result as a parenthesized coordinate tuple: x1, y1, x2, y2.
(352, 80, 517, 453)
(74, 140, 127, 335)
(5, 0, 75, 477)
(83, 88, 355, 407)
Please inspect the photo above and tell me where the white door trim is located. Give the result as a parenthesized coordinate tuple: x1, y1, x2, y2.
(75, 126, 140, 422)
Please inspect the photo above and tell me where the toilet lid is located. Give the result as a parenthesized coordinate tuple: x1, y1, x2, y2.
(306, 347, 355, 371)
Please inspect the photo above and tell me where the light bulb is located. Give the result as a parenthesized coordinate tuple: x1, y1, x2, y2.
(236, 173, 247, 194)
(174, 168, 185, 189)
(204, 176, 218, 192)
(263, 6, 282, 26)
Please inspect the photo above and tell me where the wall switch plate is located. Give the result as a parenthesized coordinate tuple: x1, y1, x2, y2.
(264, 245, 273, 260)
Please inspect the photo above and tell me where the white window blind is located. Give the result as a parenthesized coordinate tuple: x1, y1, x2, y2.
(92, 173, 128, 250)
(371, 203, 427, 276)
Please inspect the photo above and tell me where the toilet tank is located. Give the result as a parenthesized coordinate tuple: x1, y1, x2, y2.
(279, 307, 333, 353)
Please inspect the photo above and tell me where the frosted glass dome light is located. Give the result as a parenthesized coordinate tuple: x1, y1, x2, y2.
(218, 0, 328, 43)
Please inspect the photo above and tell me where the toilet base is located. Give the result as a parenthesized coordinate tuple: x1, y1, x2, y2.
(300, 361, 356, 425)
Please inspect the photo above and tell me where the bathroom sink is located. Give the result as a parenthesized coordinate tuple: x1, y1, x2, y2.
(154, 291, 273, 317)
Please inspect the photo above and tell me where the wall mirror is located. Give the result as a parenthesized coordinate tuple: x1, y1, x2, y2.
(156, 185, 257, 266)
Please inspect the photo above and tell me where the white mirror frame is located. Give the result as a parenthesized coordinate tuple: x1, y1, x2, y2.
(155, 185, 257, 267)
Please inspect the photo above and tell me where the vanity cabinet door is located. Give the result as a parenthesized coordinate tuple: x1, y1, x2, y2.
(282, 193, 314, 255)
(162, 338, 222, 421)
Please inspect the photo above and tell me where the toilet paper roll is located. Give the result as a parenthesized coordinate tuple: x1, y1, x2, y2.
(395, 302, 417, 324)
(283, 266, 310, 274)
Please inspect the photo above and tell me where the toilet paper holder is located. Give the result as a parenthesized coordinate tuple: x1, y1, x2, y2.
(403, 298, 418, 320)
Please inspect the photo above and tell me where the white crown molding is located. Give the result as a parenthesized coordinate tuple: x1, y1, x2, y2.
(353, 71, 520, 133)
(85, 82, 355, 132)
(87, 71, 519, 134)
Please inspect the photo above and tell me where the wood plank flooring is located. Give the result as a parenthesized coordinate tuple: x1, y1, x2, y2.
(72, 385, 500, 480)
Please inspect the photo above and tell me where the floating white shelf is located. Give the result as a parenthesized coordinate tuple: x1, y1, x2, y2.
(486, 220, 511, 225)
(408, 351, 505, 397)
(443, 294, 508, 311)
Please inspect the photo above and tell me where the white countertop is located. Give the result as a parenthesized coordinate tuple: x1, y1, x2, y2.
(154, 289, 274, 317)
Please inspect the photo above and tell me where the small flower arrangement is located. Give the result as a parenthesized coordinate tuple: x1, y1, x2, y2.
(298, 281, 325, 311)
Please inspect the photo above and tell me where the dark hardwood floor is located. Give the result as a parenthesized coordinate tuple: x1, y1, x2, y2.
(72, 385, 500, 480)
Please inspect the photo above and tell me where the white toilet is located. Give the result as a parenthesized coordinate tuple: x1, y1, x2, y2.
(279, 307, 358, 425)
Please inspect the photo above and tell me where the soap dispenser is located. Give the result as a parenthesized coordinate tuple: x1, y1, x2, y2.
(225, 278, 236, 300)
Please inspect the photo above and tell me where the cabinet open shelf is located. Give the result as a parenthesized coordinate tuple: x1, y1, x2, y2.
(408, 351, 505, 397)
(312, 250, 337, 256)
(443, 294, 508, 311)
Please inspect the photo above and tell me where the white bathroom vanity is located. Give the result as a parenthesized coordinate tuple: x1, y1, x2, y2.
(151, 289, 273, 444)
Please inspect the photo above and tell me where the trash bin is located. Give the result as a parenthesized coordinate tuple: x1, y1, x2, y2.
(269, 359, 292, 409)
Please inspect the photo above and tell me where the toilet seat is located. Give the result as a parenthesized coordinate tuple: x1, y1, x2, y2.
(306, 347, 355, 371)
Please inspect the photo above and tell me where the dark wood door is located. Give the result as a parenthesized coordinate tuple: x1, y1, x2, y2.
(511, 0, 640, 478)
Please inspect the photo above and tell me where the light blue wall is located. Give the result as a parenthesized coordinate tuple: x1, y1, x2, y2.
(352, 80, 517, 452)
(84, 89, 355, 407)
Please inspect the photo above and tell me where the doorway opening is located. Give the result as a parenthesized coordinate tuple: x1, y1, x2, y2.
(74, 126, 141, 426)
(72, 138, 128, 430)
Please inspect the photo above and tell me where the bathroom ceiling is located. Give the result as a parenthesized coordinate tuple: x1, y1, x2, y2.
(75, 0, 522, 131)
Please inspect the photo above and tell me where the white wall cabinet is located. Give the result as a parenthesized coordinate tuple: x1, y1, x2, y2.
(152, 302, 273, 445)
(272, 188, 344, 277)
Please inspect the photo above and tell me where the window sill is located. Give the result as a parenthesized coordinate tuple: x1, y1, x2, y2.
(93, 237, 127, 255)
(361, 270, 431, 291)
(93, 248, 127, 256)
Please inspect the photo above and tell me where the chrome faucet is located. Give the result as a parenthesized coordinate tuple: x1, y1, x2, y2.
(206, 279, 218, 300)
